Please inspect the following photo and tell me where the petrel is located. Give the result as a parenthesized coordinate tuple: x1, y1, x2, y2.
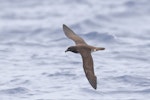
(63, 24, 105, 89)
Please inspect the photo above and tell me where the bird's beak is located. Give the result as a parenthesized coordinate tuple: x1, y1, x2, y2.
(65, 50, 68, 53)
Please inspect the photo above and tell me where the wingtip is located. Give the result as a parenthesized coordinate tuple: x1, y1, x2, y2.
(63, 24, 67, 28)
(91, 83, 97, 90)
(87, 75, 97, 90)
(94, 85, 97, 90)
(91, 76, 97, 90)
(63, 24, 68, 31)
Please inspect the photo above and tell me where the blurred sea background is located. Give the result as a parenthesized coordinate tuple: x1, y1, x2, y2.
(0, 0, 150, 100)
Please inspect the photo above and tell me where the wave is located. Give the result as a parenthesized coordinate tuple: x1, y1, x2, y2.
(106, 89, 150, 94)
(47, 71, 76, 78)
(113, 75, 150, 87)
(83, 31, 117, 43)
(0, 87, 29, 95)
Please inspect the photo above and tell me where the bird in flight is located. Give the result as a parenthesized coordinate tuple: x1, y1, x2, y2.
(63, 24, 105, 89)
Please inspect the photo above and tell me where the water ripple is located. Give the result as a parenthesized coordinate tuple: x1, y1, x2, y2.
(113, 75, 150, 87)
(0, 87, 29, 95)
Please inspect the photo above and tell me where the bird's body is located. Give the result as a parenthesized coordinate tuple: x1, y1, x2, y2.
(63, 24, 105, 89)
(66, 44, 104, 53)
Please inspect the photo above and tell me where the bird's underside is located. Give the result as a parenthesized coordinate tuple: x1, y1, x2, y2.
(63, 24, 105, 89)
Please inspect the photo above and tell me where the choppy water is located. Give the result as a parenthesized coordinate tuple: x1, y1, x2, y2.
(0, 0, 150, 100)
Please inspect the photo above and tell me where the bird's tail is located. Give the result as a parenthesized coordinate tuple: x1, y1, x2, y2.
(96, 47, 105, 51)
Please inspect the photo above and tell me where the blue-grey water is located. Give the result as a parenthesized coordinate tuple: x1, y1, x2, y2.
(0, 0, 150, 100)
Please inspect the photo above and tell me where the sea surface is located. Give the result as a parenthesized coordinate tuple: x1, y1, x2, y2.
(0, 0, 150, 100)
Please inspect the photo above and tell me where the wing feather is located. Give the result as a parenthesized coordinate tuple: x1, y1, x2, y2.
(63, 24, 87, 45)
(79, 47, 97, 89)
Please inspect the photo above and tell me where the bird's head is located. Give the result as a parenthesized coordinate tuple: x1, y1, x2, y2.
(65, 46, 78, 53)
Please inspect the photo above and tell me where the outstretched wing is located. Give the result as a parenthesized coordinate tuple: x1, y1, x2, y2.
(79, 47, 97, 89)
(63, 24, 87, 45)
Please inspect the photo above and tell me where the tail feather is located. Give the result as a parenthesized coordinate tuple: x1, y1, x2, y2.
(96, 47, 105, 51)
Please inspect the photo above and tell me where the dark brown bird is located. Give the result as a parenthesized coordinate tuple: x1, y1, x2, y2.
(63, 24, 105, 89)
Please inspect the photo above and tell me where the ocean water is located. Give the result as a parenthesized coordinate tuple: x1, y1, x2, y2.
(0, 0, 150, 100)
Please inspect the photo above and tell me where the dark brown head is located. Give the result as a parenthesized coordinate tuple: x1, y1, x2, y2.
(65, 46, 79, 53)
